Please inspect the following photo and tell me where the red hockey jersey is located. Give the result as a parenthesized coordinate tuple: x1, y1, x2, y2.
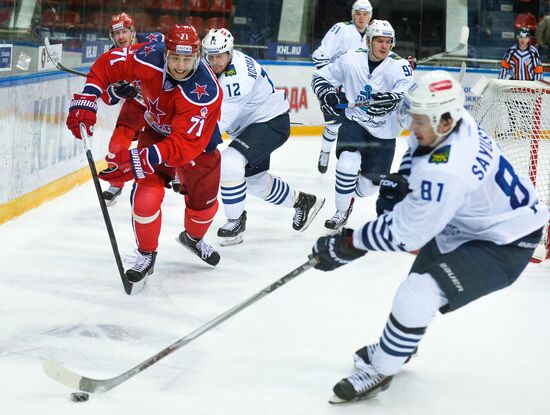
(83, 42, 223, 166)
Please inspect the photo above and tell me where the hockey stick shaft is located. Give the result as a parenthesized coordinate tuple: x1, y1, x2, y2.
(43, 257, 318, 393)
(44, 37, 88, 77)
(417, 26, 469, 64)
(290, 120, 336, 126)
(79, 124, 133, 295)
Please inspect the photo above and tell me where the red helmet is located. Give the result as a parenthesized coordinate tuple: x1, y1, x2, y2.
(165, 25, 200, 55)
(110, 12, 134, 33)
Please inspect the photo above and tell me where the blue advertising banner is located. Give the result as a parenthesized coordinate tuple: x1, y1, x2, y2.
(266, 43, 310, 59)
(0, 44, 13, 72)
(82, 41, 112, 63)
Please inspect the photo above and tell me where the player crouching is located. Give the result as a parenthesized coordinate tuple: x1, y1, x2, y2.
(310, 71, 548, 403)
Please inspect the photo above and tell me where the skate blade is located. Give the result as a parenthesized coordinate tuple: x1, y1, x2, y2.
(218, 235, 244, 246)
(297, 197, 326, 232)
(324, 227, 341, 236)
(128, 278, 147, 295)
(104, 198, 118, 207)
(328, 390, 378, 404)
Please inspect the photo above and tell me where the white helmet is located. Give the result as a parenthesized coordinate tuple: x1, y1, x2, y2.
(202, 28, 234, 55)
(366, 19, 395, 47)
(351, 0, 373, 17)
(401, 70, 465, 144)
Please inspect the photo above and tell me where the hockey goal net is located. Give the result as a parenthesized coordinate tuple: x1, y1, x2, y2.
(471, 79, 550, 261)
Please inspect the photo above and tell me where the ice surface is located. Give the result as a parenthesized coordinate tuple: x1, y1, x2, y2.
(1, 136, 548, 414)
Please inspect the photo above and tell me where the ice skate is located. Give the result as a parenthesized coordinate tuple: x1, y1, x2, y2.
(329, 363, 392, 404)
(124, 250, 157, 294)
(217, 211, 247, 246)
(318, 150, 330, 174)
(293, 192, 325, 231)
(171, 172, 181, 193)
(102, 185, 122, 206)
(177, 231, 221, 266)
(325, 198, 354, 234)
(353, 343, 417, 372)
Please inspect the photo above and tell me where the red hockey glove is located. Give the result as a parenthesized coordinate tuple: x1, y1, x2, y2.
(66, 93, 98, 139)
(98, 147, 160, 183)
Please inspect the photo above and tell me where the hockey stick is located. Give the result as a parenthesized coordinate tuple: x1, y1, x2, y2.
(78, 124, 134, 296)
(417, 26, 469, 64)
(290, 120, 337, 126)
(458, 61, 467, 83)
(44, 37, 88, 77)
(43, 256, 319, 393)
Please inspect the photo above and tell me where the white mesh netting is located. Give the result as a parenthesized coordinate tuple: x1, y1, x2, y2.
(471, 79, 550, 259)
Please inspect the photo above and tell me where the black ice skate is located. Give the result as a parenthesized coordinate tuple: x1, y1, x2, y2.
(353, 343, 417, 372)
(125, 250, 157, 294)
(325, 198, 355, 233)
(330, 364, 392, 404)
(293, 192, 325, 231)
(217, 211, 247, 246)
(102, 185, 122, 205)
(171, 172, 181, 193)
(177, 231, 220, 266)
(318, 150, 330, 174)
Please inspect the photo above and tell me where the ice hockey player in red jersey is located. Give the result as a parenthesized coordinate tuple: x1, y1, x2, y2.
(100, 12, 165, 204)
(66, 24, 223, 292)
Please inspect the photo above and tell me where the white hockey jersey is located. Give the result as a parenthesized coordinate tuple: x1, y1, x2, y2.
(353, 110, 549, 253)
(315, 49, 413, 138)
(312, 21, 367, 69)
(214, 50, 289, 138)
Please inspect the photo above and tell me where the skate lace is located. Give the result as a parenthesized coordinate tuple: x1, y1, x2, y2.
(107, 185, 121, 194)
(347, 365, 385, 393)
(196, 239, 215, 259)
(220, 219, 241, 231)
(293, 207, 304, 226)
(331, 209, 348, 223)
(124, 250, 152, 272)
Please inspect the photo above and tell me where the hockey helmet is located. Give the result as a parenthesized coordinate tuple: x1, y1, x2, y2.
(351, 0, 373, 17)
(400, 70, 465, 144)
(165, 25, 201, 55)
(110, 12, 134, 33)
(202, 28, 235, 55)
(366, 19, 395, 47)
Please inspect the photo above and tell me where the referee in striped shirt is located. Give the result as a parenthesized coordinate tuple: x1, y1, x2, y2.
(499, 27, 544, 80)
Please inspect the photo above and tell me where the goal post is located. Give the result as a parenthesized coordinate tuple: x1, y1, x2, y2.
(471, 79, 550, 260)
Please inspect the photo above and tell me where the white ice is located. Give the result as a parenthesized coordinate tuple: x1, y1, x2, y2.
(1, 136, 549, 415)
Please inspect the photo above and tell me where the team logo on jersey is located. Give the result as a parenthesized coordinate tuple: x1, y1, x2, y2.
(429, 145, 451, 164)
(145, 97, 166, 123)
(201, 107, 208, 117)
(147, 33, 159, 42)
(140, 44, 156, 57)
(356, 84, 372, 112)
(190, 83, 209, 99)
(225, 64, 237, 77)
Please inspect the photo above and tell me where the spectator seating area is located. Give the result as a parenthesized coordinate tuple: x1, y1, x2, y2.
(39, 0, 233, 36)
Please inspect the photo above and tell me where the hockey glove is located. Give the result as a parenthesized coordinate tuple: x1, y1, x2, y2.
(366, 92, 403, 117)
(99, 146, 160, 183)
(318, 87, 343, 117)
(107, 81, 138, 102)
(312, 228, 367, 272)
(66, 93, 98, 139)
(375, 173, 410, 216)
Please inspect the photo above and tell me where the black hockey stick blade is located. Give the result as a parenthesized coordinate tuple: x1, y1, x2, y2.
(417, 26, 469, 64)
(78, 124, 135, 296)
(44, 37, 88, 77)
(43, 257, 318, 393)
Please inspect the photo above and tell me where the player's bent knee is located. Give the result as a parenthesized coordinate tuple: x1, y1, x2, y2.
(391, 272, 449, 328)
(221, 147, 247, 181)
(337, 150, 361, 172)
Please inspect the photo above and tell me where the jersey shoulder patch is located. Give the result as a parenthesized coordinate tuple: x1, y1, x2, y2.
(429, 145, 451, 164)
(134, 42, 165, 71)
(224, 63, 237, 77)
(389, 52, 404, 61)
(137, 32, 165, 43)
(179, 61, 220, 105)
(342, 21, 353, 26)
